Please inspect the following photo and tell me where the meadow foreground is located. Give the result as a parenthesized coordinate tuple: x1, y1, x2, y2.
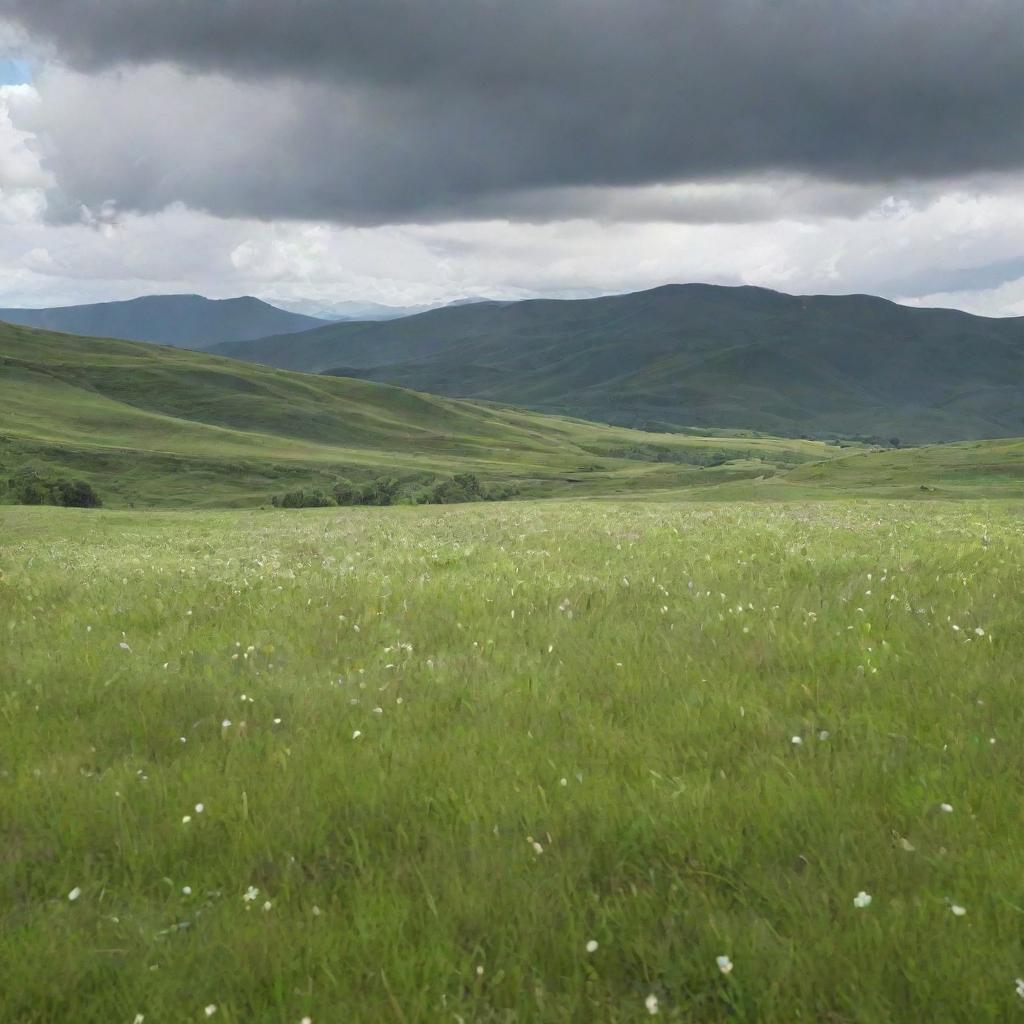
(1, 500, 1022, 1023)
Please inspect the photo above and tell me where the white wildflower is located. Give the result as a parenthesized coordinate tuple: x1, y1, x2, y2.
(950, 904, 966, 917)
(204, 1006, 217, 1018)
(242, 886, 259, 903)
(716, 954, 733, 975)
(645, 993, 659, 1015)
(352, 730, 362, 739)
(68, 887, 81, 901)
(940, 803, 953, 813)
(586, 940, 599, 953)
(853, 891, 872, 908)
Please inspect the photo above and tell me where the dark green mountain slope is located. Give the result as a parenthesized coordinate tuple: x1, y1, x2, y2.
(0, 294, 323, 349)
(0, 320, 833, 507)
(210, 284, 1024, 442)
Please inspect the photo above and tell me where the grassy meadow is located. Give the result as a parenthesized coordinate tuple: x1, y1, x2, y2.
(0, 322, 834, 508)
(3, 498, 1023, 1022)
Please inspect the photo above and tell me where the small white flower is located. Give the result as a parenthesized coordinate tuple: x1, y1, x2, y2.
(940, 803, 953, 813)
(475, 965, 484, 976)
(853, 891, 872, 908)
(1016, 978, 1024, 999)
(68, 887, 81, 902)
(195, 803, 204, 814)
(818, 730, 830, 741)
(204, 1006, 217, 1018)
(559, 778, 568, 787)
(242, 886, 259, 902)
(716, 954, 733, 974)
(950, 904, 966, 916)
(300, 1018, 312, 1024)
(586, 939, 599, 953)
(531, 841, 544, 854)
(974, 627, 985, 636)
(311, 905, 322, 916)
(133, 1015, 145, 1024)
(119, 642, 131, 651)
(273, 717, 282, 725)
(352, 730, 362, 739)
(644, 993, 659, 1015)
(262, 900, 272, 912)
(182, 815, 192, 824)
(791, 736, 803, 746)
(182, 886, 192, 895)
(221, 719, 232, 729)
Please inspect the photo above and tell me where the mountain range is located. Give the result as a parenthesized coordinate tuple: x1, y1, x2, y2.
(0, 319, 833, 507)
(207, 284, 1024, 443)
(0, 294, 324, 348)
(4, 318, 1021, 509)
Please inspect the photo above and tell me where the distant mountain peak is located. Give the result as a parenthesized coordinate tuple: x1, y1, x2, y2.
(0, 293, 324, 349)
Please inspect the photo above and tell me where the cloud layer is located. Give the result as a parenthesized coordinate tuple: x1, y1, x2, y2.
(0, 1, 1022, 316)
(3, 1, 1023, 223)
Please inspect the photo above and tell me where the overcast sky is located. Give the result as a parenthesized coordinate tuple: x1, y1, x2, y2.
(1, 1, 1022, 315)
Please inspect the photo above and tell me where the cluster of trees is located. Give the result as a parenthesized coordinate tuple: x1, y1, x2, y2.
(425, 473, 517, 504)
(271, 473, 518, 509)
(271, 476, 402, 509)
(4, 468, 103, 507)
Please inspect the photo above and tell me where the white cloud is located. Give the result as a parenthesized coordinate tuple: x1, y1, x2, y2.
(1, 70, 1023, 316)
(0, 83, 48, 191)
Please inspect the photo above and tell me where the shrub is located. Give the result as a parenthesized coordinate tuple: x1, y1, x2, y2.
(426, 474, 518, 504)
(5, 469, 102, 508)
(271, 489, 336, 508)
(429, 473, 486, 504)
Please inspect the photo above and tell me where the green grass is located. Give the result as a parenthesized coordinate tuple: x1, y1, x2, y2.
(6, 320, 1024, 510)
(3, 499, 1024, 1022)
(0, 321, 834, 507)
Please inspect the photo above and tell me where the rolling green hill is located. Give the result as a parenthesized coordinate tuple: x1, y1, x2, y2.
(209, 284, 1024, 443)
(0, 321, 835, 507)
(0, 294, 324, 349)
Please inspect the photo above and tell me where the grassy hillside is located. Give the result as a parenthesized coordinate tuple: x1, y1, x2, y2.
(0, 321, 833, 507)
(0, 294, 324, 349)
(3, 499, 1023, 1021)
(209, 284, 1024, 443)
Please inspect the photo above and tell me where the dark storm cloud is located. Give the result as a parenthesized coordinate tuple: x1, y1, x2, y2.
(3, 0, 1023, 223)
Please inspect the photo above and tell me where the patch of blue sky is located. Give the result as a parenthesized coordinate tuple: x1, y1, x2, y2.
(0, 59, 31, 85)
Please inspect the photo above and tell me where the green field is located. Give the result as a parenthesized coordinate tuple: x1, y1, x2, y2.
(0, 322, 836, 508)
(5, 321, 1024, 510)
(3, 499, 1023, 1022)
